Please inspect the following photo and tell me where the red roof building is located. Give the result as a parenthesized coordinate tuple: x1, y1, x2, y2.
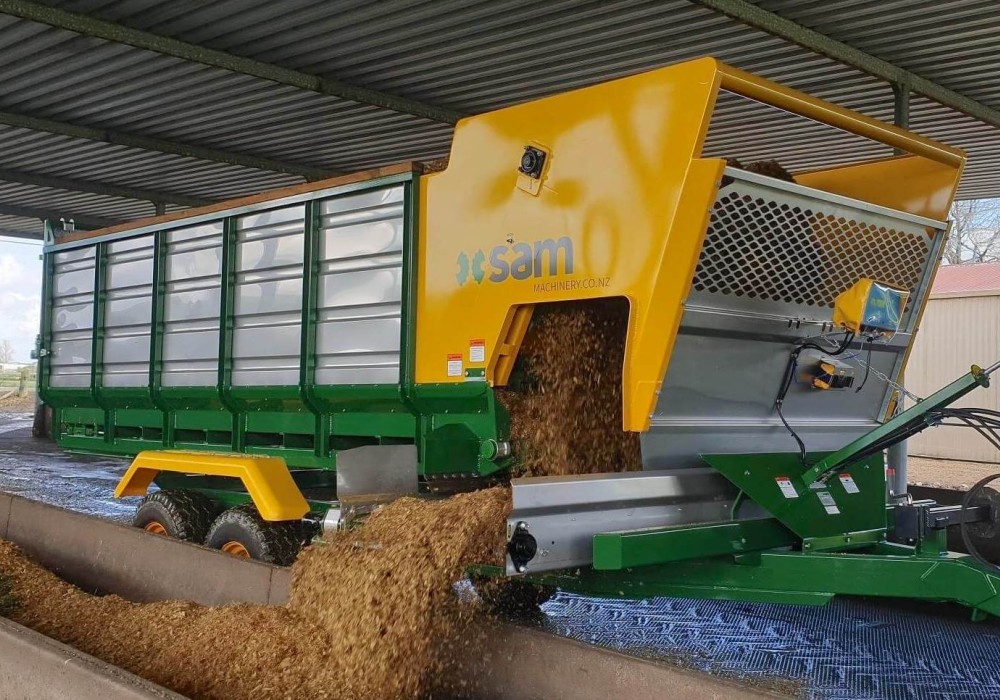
(931, 262, 1000, 297)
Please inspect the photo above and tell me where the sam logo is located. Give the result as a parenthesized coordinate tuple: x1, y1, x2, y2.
(456, 237, 574, 285)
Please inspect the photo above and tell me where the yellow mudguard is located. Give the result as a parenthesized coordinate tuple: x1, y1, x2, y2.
(114, 450, 310, 522)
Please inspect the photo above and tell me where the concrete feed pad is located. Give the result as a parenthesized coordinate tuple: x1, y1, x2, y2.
(0, 412, 133, 521)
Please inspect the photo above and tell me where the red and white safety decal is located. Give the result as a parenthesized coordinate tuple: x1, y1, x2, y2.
(447, 353, 463, 377)
(839, 473, 860, 494)
(775, 476, 798, 499)
(469, 338, 486, 363)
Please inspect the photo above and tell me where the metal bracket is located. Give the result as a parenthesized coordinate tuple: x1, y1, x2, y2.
(893, 499, 989, 541)
(505, 469, 739, 575)
(335, 445, 419, 505)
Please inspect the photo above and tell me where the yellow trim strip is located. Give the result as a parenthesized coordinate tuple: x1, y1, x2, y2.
(114, 450, 310, 522)
(717, 64, 965, 168)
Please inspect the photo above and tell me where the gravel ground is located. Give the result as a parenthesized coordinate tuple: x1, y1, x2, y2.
(907, 456, 1000, 491)
(0, 392, 35, 414)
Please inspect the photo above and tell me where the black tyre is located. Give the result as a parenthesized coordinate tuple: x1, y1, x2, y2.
(470, 575, 554, 617)
(204, 504, 302, 566)
(133, 489, 220, 543)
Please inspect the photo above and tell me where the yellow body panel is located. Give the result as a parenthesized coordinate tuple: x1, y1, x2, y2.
(114, 451, 309, 522)
(797, 156, 963, 222)
(415, 56, 965, 432)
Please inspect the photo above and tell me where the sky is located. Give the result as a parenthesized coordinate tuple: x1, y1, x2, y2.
(0, 239, 43, 364)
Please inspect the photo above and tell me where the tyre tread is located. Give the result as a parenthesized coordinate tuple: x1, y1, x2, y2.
(205, 504, 302, 566)
(133, 489, 219, 543)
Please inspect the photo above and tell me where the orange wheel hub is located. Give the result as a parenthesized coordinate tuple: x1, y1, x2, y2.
(143, 521, 167, 536)
(221, 541, 251, 558)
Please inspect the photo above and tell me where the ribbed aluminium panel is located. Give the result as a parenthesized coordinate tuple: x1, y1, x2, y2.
(102, 234, 153, 387)
(161, 222, 223, 387)
(49, 245, 95, 388)
(315, 186, 404, 386)
(231, 205, 305, 386)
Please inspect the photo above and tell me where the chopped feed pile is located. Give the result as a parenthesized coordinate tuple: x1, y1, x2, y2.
(498, 299, 642, 477)
(0, 487, 510, 700)
(725, 157, 796, 183)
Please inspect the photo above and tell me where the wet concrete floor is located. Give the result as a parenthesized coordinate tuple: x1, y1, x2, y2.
(0, 412, 136, 522)
(3, 412, 999, 698)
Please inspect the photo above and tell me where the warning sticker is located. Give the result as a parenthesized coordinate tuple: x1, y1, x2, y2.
(775, 476, 798, 499)
(839, 473, 860, 494)
(817, 491, 840, 515)
(469, 339, 486, 363)
(447, 353, 462, 377)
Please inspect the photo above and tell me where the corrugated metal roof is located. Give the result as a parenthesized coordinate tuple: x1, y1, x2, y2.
(0, 0, 998, 238)
(932, 262, 1000, 296)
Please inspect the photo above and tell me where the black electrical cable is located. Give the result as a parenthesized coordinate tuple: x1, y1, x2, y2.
(776, 402, 807, 465)
(854, 335, 875, 393)
(773, 330, 855, 464)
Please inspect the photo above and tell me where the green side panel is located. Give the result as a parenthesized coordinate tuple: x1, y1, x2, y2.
(592, 518, 797, 570)
(513, 548, 1000, 619)
(410, 382, 511, 477)
(332, 412, 416, 438)
(43, 171, 512, 497)
(111, 409, 162, 428)
(173, 410, 232, 431)
(703, 452, 886, 544)
(58, 407, 105, 435)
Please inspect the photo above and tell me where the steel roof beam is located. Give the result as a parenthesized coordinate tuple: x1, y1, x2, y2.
(0, 167, 213, 208)
(0, 109, 331, 180)
(0, 0, 463, 125)
(694, 0, 1000, 130)
(0, 203, 120, 229)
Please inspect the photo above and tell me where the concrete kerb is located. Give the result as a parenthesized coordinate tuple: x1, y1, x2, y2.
(0, 616, 187, 700)
(466, 624, 791, 700)
(0, 493, 788, 700)
(5, 495, 274, 605)
(0, 491, 13, 540)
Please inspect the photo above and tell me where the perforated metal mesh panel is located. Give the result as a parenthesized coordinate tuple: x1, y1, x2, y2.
(645, 173, 945, 469)
(693, 188, 931, 311)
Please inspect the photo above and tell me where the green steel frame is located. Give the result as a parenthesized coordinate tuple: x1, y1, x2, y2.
(479, 364, 1000, 620)
(489, 543, 1000, 619)
(40, 170, 512, 511)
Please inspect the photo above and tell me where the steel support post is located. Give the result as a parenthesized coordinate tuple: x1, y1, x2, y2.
(887, 392, 908, 497)
(893, 82, 911, 155)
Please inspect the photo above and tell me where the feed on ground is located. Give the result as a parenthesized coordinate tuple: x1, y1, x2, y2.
(0, 488, 509, 700)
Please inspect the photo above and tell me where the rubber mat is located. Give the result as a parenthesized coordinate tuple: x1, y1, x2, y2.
(542, 593, 1000, 699)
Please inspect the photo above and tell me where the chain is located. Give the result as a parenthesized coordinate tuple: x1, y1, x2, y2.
(817, 334, 923, 404)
